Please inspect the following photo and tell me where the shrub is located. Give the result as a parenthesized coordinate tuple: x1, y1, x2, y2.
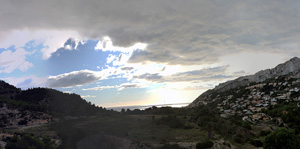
(259, 130, 271, 136)
(233, 136, 244, 144)
(156, 115, 184, 128)
(264, 128, 300, 149)
(196, 140, 214, 149)
(18, 119, 28, 125)
(6, 134, 55, 149)
(250, 139, 263, 147)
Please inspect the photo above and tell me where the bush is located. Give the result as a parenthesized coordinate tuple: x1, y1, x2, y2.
(156, 115, 184, 129)
(259, 130, 271, 136)
(196, 140, 214, 149)
(241, 122, 252, 130)
(6, 134, 55, 149)
(18, 119, 28, 125)
(250, 139, 263, 147)
(264, 128, 300, 149)
(233, 136, 244, 144)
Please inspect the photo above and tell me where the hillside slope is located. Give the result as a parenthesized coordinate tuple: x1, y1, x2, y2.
(190, 57, 300, 107)
(0, 81, 115, 128)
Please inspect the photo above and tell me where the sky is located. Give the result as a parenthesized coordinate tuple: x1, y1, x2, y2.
(0, 0, 299, 107)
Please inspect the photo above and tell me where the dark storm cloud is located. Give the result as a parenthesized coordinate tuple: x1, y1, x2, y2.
(1, 0, 299, 65)
(47, 70, 102, 88)
(134, 65, 236, 82)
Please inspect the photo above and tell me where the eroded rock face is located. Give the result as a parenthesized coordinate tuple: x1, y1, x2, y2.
(189, 57, 300, 107)
(215, 57, 300, 92)
(76, 135, 132, 149)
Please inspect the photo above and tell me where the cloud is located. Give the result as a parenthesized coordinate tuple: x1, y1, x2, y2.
(119, 83, 146, 90)
(82, 85, 118, 91)
(120, 67, 134, 71)
(81, 95, 96, 98)
(63, 38, 84, 50)
(82, 82, 145, 91)
(47, 70, 103, 88)
(0, 48, 33, 73)
(106, 54, 117, 64)
(133, 73, 162, 81)
(0, 30, 81, 60)
(133, 66, 236, 83)
(1, 1, 299, 64)
(2, 75, 47, 89)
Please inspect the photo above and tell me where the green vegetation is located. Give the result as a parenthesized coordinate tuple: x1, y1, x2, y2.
(155, 115, 185, 128)
(0, 98, 47, 112)
(259, 130, 271, 137)
(264, 128, 300, 149)
(5, 134, 55, 149)
(1, 87, 117, 118)
(2, 75, 300, 149)
(264, 101, 300, 133)
(50, 114, 207, 148)
(249, 139, 263, 148)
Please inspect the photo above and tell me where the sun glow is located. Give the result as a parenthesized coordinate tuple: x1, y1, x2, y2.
(95, 36, 147, 53)
(157, 88, 188, 104)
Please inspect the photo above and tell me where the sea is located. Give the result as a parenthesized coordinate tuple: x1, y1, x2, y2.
(107, 103, 190, 112)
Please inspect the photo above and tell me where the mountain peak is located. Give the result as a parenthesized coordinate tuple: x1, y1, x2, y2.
(189, 57, 300, 107)
(289, 57, 300, 62)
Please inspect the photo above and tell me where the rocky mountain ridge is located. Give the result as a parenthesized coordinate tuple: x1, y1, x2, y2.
(215, 57, 300, 92)
(190, 57, 300, 107)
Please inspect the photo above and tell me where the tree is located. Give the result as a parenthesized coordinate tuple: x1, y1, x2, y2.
(121, 108, 126, 114)
(264, 128, 300, 149)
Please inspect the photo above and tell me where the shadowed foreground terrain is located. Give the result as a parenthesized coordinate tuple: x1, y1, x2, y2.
(2, 58, 300, 148)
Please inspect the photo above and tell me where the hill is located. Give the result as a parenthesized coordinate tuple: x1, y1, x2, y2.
(184, 57, 300, 148)
(190, 57, 300, 107)
(0, 80, 20, 99)
(0, 82, 115, 128)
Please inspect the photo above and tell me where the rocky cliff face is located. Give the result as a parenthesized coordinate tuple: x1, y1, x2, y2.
(189, 57, 300, 107)
(215, 57, 300, 92)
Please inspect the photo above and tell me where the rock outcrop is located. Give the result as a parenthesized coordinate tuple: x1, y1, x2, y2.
(189, 57, 300, 107)
(215, 57, 300, 92)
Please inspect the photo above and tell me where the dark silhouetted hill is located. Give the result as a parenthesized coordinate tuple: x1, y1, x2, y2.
(0, 81, 115, 118)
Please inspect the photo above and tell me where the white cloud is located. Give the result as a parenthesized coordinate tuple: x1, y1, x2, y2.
(95, 36, 147, 53)
(2, 75, 47, 89)
(81, 95, 96, 98)
(63, 38, 84, 50)
(0, 48, 33, 73)
(106, 54, 117, 64)
(82, 82, 146, 91)
(39, 30, 81, 59)
(82, 85, 118, 91)
(0, 29, 81, 60)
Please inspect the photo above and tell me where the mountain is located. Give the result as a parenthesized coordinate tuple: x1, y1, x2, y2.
(190, 57, 300, 107)
(0, 81, 115, 128)
(0, 80, 21, 99)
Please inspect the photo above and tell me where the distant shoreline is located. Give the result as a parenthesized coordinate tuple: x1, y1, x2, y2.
(107, 103, 190, 112)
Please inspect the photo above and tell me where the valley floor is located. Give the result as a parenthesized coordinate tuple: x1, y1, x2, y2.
(48, 114, 257, 149)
